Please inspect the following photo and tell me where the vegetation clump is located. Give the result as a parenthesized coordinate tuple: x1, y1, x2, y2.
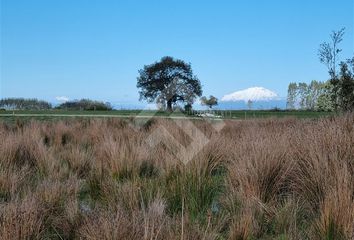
(56, 99, 112, 111)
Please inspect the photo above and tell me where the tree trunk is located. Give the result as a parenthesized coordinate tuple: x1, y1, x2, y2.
(167, 100, 173, 112)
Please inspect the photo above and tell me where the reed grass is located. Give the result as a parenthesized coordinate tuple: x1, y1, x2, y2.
(0, 115, 353, 239)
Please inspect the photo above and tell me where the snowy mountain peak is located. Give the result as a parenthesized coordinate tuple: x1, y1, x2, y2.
(221, 87, 278, 102)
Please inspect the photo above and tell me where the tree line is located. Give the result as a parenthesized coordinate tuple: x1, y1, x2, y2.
(287, 28, 354, 112)
(286, 81, 333, 111)
(0, 98, 52, 110)
(0, 98, 112, 111)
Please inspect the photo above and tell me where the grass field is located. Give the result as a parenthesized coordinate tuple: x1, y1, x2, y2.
(0, 114, 353, 239)
(0, 109, 335, 124)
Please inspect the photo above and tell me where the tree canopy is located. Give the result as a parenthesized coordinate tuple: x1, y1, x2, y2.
(137, 56, 202, 111)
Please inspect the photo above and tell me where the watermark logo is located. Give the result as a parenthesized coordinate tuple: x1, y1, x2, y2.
(130, 79, 226, 165)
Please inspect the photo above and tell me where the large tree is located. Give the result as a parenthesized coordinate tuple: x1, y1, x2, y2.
(137, 56, 202, 111)
(286, 83, 297, 109)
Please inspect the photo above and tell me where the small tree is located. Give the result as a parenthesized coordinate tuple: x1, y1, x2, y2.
(247, 99, 253, 110)
(184, 103, 193, 114)
(200, 95, 218, 110)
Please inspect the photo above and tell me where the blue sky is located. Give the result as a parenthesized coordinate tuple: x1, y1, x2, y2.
(1, 0, 353, 107)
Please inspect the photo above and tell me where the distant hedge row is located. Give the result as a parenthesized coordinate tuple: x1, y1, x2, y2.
(0, 98, 112, 111)
(56, 99, 112, 111)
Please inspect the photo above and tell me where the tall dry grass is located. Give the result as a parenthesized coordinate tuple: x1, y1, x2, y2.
(0, 115, 353, 239)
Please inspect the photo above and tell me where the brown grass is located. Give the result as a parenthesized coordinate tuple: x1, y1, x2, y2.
(0, 115, 353, 239)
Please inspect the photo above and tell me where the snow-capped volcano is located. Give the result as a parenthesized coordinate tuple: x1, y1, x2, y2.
(221, 87, 278, 102)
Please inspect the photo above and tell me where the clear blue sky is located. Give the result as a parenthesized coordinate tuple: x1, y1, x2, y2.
(1, 0, 353, 107)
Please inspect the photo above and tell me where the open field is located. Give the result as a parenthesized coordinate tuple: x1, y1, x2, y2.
(0, 114, 353, 239)
(0, 110, 335, 124)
